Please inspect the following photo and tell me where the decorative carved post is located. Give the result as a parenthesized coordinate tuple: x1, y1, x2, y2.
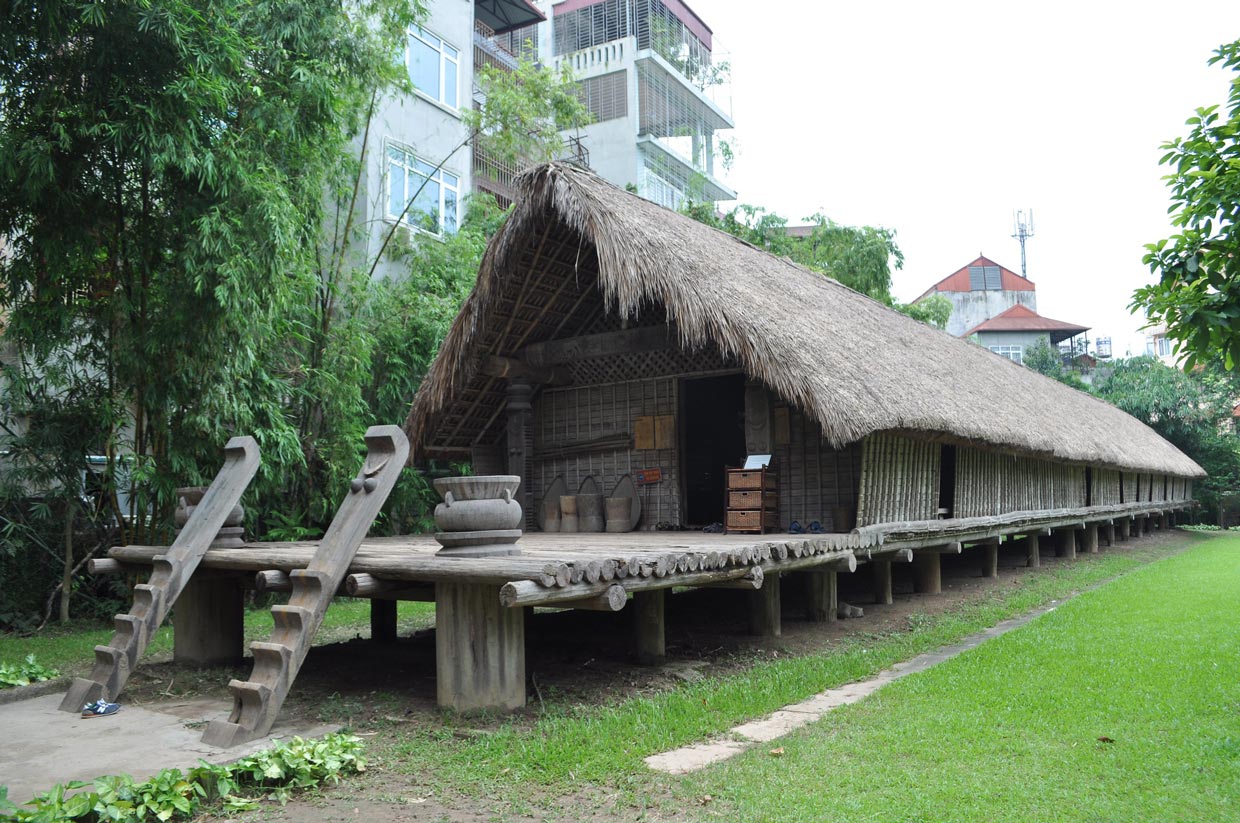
(506, 380, 533, 526)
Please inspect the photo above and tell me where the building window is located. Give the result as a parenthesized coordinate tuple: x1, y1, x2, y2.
(968, 265, 1002, 290)
(407, 26, 458, 108)
(989, 345, 1023, 364)
(387, 146, 459, 234)
(573, 70, 628, 122)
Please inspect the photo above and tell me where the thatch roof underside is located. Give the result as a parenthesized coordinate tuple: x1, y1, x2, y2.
(404, 164, 1204, 478)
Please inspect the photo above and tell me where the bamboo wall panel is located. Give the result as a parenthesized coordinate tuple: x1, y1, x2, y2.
(532, 376, 680, 529)
(772, 407, 862, 531)
(1092, 468, 1122, 506)
(856, 433, 940, 527)
(956, 448, 1087, 517)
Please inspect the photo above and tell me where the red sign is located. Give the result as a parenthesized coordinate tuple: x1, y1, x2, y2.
(635, 468, 663, 485)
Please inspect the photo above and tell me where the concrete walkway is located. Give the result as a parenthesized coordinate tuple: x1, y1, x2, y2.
(0, 694, 338, 804)
(645, 601, 1061, 774)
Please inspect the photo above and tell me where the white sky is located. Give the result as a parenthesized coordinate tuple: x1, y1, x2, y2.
(700, 0, 1240, 357)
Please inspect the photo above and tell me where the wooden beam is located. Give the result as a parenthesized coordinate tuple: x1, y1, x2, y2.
(523, 325, 673, 367)
(436, 582, 525, 711)
(634, 590, 665, 665)
(558, 584, 627, 612)
(914, 551, 942, 594)
(173, 575, 244, 666)
(805, 569, 838, 621)
(981, 543, 998, 579)
(370, 599, 397, 643)
(479, 355, 571, 386)
(748, 572, 781, 637)
(872, 560, 893, 605)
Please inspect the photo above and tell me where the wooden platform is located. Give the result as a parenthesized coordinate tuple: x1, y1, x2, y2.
(101, 499, 1189, 719)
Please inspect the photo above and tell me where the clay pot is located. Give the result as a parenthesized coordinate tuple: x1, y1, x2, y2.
(432, 474, 524, 557)
(605, 497, 633, 532)
(433, 475, 520, 502)
(577, 493, 604, 533)
(559, 495, 579, 533)
(543, 499, 561, 533)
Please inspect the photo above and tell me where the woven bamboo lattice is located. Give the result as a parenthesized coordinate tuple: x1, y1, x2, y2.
(531, 376, 682, 529)
(856, 433, 939, 527)
(564, 345, 731, 386)
(773, 408, 862, 532)
(1092, 468, 1122, 506)
(955, 447, 1087, 518)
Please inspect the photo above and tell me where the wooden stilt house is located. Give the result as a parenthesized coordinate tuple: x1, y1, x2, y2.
(404, 163, 1203, 535)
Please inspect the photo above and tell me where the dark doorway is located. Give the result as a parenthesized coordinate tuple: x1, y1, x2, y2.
(938, 444, 957, 518)
(682, 374, 746, 527)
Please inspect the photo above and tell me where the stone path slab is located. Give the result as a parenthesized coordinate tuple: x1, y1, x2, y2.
(0, 694, 338, 804)
(645, 602, 1059, 774)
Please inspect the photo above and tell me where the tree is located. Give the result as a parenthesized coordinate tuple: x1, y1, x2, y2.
(1094, 357, 1240, 519)
(682, 203, 907, 297)
(277, 57, 588, 535)
(1134, 39, 1240, 371)
(0, 0, 419, 620)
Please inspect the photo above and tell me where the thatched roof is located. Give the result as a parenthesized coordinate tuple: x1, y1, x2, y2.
(404, 163, 1204, 478)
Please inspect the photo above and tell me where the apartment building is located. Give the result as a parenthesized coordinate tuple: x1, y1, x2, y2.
(364, 0, 735, 278)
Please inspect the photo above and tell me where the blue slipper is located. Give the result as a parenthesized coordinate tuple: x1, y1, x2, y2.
(808, 520, 823, 534)
(789, 520, 803, 534)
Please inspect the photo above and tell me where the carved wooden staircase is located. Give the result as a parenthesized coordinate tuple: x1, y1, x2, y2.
(59, 436, 262, 713)
(202, 425, 408, 747)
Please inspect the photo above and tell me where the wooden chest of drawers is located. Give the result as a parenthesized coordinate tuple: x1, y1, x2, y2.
(725, 466, 778, 534)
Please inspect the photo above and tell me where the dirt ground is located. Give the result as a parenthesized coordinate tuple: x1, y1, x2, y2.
(120, 533, 1190, 823)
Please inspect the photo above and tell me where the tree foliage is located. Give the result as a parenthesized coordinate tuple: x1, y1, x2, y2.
(1094, 357, 1240, 517)
(0, 2, 588, 625)
(1134, 39, 1240, 371)
(1022, 339, 1089, 391)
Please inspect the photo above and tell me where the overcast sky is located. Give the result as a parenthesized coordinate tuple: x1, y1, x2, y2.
(701, 1, 1240, 357)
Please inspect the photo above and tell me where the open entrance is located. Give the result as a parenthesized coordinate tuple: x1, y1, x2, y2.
(938, 444, 957, 518)
(681, 374, 746, 527)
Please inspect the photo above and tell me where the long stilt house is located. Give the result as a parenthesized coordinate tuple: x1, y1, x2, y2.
(77, 163, 1205, 735)
(405, 163, 1202, 537)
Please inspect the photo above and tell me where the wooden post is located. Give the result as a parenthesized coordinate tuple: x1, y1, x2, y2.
(370, 599, 398, 643)
(435, 582, 525, 712)
(1105, 523, 1116, 547)
(872, 560, 893, 605)
(505, 380, 533, 521)
(633, 590, 665, 665)
(1118, 517, 1131, 541)
(748, 573, 781, 637)
(1056, 528, 1077, 559)
(913, 551, 941, 595)
(174, 575, 244, 666)
(1083, 524, 1099, 554)
(980, 541, 999, 579)
(1025, 533, 1041, 568)
(805, 569, 838, 621)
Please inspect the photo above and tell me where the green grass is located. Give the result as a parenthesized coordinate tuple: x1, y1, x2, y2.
(690, 535, 1240, 822)
(0, 599, 434, 675)
(385, 540, 1197, 802)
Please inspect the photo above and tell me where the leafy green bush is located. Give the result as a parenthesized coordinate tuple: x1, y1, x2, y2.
(0, 733, 365, 821)
(0, 655, 59, 688)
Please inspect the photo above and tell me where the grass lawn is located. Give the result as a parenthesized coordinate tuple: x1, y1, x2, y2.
(375, 537, 1209, 814)
(0, 599, 435, 675)
(689, 534, 1240, 822)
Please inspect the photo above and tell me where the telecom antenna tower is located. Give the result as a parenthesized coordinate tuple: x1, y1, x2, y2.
(1012, 209, 1035, 278)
